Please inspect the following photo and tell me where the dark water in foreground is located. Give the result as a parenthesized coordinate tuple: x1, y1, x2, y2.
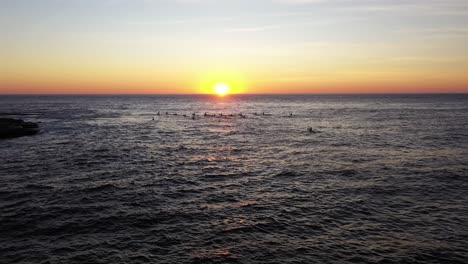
(1, 94, 467, 264)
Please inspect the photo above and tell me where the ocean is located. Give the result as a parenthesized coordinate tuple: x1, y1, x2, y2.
(1, 94, 467, 263)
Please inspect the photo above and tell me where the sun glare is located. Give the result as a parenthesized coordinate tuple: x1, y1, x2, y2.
(213, 83, 231, 96)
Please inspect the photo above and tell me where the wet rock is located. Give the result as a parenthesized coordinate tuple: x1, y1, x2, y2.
(0, 118, 40, 139)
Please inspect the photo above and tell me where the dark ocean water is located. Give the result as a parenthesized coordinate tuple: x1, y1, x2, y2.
(0, 94, 467, 264)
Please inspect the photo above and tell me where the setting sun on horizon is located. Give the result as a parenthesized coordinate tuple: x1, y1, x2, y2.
(213, 83, 231, 96)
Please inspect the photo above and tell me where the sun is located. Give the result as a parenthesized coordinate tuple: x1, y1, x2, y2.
(213, 83, 231, 96)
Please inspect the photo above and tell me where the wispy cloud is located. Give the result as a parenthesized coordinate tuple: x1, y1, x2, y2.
(127, 11, 314, 26)
(225, 23, 315, 33)
(274, 0, 326, 4)
(226, 24, 287, 33)
(397, 28, 468, 38)
(339, 1, 468, 16)
(127, 16, 234, 25)
(226, 17, 362, 33)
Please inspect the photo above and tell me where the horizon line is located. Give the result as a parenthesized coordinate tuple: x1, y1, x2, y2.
(1, 92, 468, 96)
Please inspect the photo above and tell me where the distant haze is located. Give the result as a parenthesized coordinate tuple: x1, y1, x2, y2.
(1, 0, 468, 94)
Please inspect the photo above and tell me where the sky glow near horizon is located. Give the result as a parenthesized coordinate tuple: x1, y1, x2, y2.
(1, 0, 468, 94)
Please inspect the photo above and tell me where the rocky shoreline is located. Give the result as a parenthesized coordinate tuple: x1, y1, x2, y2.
(0, 118, 40, 139)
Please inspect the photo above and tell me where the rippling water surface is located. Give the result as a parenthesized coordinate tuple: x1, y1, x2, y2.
(1, 94, 467, 263)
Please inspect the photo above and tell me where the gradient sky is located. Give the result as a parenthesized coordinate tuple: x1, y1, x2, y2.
(1, 0, 468, 94)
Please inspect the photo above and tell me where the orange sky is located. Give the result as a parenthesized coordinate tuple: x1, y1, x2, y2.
(1, 0, 468, 94)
